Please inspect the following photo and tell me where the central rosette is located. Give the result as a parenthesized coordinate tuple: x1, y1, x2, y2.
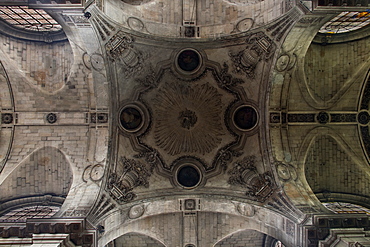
(178, 109, 197, 129)
(152, 81, 223, 156)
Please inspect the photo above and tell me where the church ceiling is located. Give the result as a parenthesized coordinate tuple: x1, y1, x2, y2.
(1, 0, 370, 246)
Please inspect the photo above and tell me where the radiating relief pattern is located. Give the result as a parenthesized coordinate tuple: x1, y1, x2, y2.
(153, 82, 223, 156)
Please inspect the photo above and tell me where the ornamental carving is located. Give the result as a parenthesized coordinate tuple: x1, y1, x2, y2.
(230, 32, 275, 78)
(228, 155, 274, 202)
(105, 31, 146, 77)
(153, 82, 223, 156)
(107, 156, 152, 203)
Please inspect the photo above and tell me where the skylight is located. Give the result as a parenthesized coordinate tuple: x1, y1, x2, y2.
(319, 11, 370, 34)
(0, 6, 62, 32)
(323, 202, 370, 215)
(0, 205, 60, 222)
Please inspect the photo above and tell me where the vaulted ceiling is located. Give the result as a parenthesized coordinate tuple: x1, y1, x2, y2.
(0, 0, 370, 246)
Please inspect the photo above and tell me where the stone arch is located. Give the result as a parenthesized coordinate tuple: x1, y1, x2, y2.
(0, 146, 73, 217)
(99, 199, 298, 247)
(214, 229, 266, 247)
(0, 32, 74, 95)
(303, 128, 370, 209)
(112, 232, 166, 247)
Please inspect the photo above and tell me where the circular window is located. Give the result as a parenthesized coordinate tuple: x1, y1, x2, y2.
(233, 106, 258, 130)
(119, 105, 144, 132)
(177, 49, 201, 73)
(177, 165, 201, 188)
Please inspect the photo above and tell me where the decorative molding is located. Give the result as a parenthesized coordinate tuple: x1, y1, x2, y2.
(91, 113, 108, 124)
(305, 215, 370, 247)
(0, 218, 96, 246)
(104, 31, 147, 77)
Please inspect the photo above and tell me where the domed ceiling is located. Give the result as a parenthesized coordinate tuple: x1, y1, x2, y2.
(84, 0, 304, 214)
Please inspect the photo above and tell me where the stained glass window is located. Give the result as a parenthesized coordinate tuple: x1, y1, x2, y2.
(0, 6, 62, 32)
(323, 202, 370, 214)
(0, 205, 60, 222)
(319, 11, 370, 34)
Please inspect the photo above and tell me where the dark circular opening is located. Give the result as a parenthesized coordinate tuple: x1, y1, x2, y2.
(233, 106, 258, 130)
(177, 49, 200, 72)
(177, 165, 200, 188)
(120, 107, 143, 131)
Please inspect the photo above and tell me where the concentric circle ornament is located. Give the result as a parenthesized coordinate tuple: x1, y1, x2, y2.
(175, 48, 202, 75)
(358, 111, 370, 125)
(1, 113, 13, 124)
(46, 113, 57, 124)
(233, 105, 258, 131)
(119, 104, 144, 132)
(317, 111, 329, 124)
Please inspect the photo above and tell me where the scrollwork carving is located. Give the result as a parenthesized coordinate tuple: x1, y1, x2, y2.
(229, 32, 275, 78)
(105, 31, 147, 77)
(107, 157, 151, 203)
(228, 155, 275, 202)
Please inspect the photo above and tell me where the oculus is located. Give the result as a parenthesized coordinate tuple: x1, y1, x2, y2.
(176, 49, 201, 73)
(119, 105, 144, 132)
(233, 105, 258, 130)
(176, 165, 201, 189)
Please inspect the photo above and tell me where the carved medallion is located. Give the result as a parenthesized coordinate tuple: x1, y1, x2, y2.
(128, 204, 145, 219)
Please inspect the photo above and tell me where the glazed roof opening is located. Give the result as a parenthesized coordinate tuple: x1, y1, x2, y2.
(0, 205, 60, 222)
(319, 11, 370, 34)
(0, 6, 62, 32)
(323, 202, 370, 215)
